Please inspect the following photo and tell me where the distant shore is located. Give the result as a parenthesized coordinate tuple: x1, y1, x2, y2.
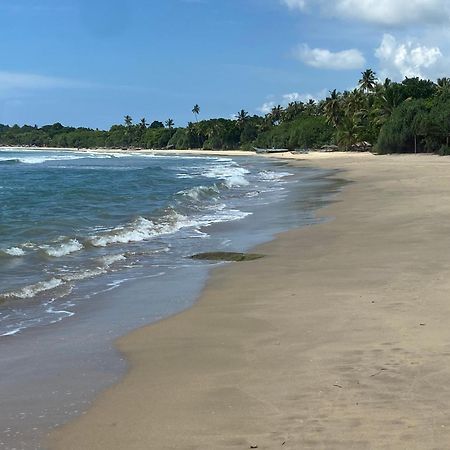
(48, 152, 450, 449)
(1, 143, 377, 159)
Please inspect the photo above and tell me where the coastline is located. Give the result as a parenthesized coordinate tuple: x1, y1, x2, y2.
(48, 152, 450, 449)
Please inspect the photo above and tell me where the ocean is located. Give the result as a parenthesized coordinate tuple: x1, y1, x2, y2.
(0, 148, 341, 449)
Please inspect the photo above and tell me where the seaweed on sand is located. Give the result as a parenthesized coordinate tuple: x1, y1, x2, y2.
(190, 252, 265, 262)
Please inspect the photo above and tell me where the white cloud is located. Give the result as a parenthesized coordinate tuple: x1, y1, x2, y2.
(375, 34, 443, 79)
(282, 90, 327, 103)
(0, 71, 92, 97)
(282, 0, 308, 9)
(281, 0, 450, 26)
(293, 44, 366, 70)
(258, 101, 276, 114)
(257, 89, 327, 114)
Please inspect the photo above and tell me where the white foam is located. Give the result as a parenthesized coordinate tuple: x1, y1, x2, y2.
(203, 164, 250, 187)
(45, 307, 75, 319)
(1, 328, 23, 337)
(89, 215, 191, 247)
(0, 154, 82, 164)
(62, 268, 105, 282)
(258, 170, 293, 181)
(178, 185, 220, 202)
(99, 254, 127, 267)
(3, 247, 25, 257)
(43, 239, 83, 257)
(3, 278, 64, 299)
(0, 150, 116, 165)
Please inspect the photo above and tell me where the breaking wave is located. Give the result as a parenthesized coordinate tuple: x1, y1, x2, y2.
(202, 165, 250, 187)
(2, 247, 26, 257)
(42, 239, 84, 257)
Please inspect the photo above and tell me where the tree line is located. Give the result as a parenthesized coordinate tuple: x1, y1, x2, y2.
(0, 71, 448, 154)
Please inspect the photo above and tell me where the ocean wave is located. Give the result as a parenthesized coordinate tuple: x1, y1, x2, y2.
(202, 164, 250, 187)
(99, 253, 127, 267)
(89, 214, 192, 247)
(0, 252, 131, 301)
(2, 247, 26, 257)
(88, 200, 250, 248)
(0, 151, 117, 165)
(258, 170, 293, 181)
(177, 184, 221, 202)
(62, 268, 105, 282)
(197, 207, 251, 225)
(42, 239, 84, 257)
(0, 158, 20, 165)
(1, 328, 23, 337)
(2, 278, 64, 300)
(0, 154, 83, 164)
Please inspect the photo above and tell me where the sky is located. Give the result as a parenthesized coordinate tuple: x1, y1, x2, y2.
(0, 0, 449, 129)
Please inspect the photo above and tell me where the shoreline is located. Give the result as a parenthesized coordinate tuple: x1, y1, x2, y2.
(1, 144, 378, 159)
(49, 152, 450, 449)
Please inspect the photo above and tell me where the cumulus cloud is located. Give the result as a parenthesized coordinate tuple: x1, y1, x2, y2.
(293, 44, 366, 70)
(375, 34, 443, 79)
(281, 0, 450, 26)
(257, 89, 327, 114)
(258, 101, 276, 114)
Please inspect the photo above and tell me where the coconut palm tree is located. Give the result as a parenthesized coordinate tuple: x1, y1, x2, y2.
(283, 101, 304, 122)
(336, 116, 360, 151)
(192, 104, 200, 122)
(139, 118, 148, 129)
(236, 109, 249, 129)
(359, 69, 378, 93)
(270, 105, 284, 125)
(436, 78, 450, 93)
(323, 89, 342, 127)
(373, 83, 403, 126)
(165, 119, 174, 129)
(124, 115, 133, 127)
(304, 99, 317, 116)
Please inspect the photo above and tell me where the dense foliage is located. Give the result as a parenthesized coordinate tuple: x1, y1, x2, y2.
(1, 72, 449, 154)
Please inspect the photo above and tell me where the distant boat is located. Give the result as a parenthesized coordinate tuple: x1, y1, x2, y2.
(253, 147, 289, 154)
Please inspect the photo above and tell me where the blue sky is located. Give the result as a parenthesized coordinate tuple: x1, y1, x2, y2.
(0, 0, 448, 129)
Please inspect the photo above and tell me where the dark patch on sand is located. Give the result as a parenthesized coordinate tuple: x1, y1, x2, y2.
(190, 252, 265, 262)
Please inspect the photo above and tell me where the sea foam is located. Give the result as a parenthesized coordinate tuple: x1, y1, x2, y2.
(3, 278, 64, 300)
(43, 239, 84, 257)
(3, 247, 26, 257)
(202, 164, 250, 187)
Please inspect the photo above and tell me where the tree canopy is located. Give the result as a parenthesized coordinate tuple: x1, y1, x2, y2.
(1, 71, 449, 154)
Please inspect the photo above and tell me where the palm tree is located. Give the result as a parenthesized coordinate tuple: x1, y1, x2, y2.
(304, 99, 317, 116)
(323, 89, 342, 127)
(124, 115, 133, 127)
(165, 119, 175, 129)
(359, 69, 378, 93)
(336, 116, 360, 150)
(436, 78, 450, 93)
(236, 109, 249, 129)
(373, 83, 403, 126)
(270, 105, 284, 125)
(139, 118, 148, 129)
(192, 104, 200, 122)
(283, 102, 304, 122)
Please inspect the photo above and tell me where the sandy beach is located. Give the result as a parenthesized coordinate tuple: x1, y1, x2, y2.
(47, 152, 450, 449)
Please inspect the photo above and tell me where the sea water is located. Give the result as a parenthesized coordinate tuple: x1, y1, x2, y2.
(0, 148, 342, 449)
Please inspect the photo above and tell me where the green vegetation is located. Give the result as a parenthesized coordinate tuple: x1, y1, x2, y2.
(1, 72, 448, 154)
(190, 252, 265, 262)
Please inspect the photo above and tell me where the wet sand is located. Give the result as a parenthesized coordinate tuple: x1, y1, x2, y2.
(49, 153, 450, 449)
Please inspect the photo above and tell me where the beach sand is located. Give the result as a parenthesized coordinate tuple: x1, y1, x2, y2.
(48, 152, 450, 449)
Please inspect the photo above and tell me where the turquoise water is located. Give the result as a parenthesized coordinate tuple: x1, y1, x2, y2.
(0, 149, 295, 336)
